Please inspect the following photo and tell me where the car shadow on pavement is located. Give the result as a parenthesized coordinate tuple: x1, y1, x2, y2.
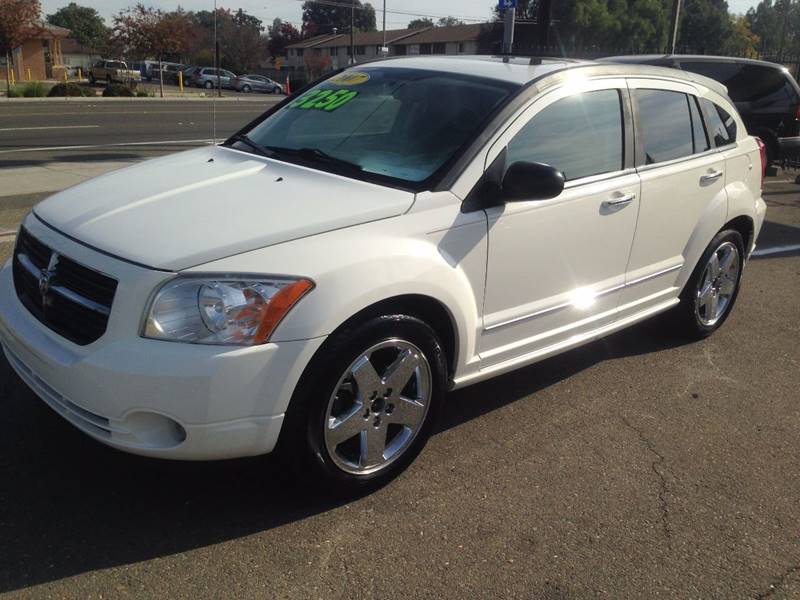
(0, 314, 692, 593)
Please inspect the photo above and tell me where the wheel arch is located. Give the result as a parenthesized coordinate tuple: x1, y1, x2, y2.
(723, 214, 755, 256)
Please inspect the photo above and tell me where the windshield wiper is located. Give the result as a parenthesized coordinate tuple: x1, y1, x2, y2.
(226, 133, 271, 157)
(263, 145, 363, 172)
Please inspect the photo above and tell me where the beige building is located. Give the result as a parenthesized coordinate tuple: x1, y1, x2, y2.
(285, 24, 484, 72)
(6, 23, 71, 82)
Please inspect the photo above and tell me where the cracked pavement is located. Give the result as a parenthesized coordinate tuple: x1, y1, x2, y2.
(0, 171, 798, 598)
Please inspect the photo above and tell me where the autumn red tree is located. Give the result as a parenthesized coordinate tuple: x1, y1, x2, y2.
(0, 0, 42, 94)
(113, 4, 193, 97)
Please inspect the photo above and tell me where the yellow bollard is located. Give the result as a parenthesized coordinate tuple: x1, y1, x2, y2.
(178, 70, 183, 93)
(10, 67, 15, 86)
(77, 67, 82, 81)
(26, 68, 31, 81)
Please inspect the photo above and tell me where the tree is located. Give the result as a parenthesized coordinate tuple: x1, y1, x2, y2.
(113, 5, 193, 97)
(407, 18, 433, 29)
(267, 18, 301, 62)
(219, 9, 266, 73)
(301, 0, 376, 36)
(678, 0, 733, 53)
(0, 0, 41, 94)
(437, 16, 464, 27)
(726, 14, 759, 56)
(47, 2, 109, 51)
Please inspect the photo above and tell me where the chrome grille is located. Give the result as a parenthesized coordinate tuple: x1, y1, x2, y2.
(12, 227, 117, 345)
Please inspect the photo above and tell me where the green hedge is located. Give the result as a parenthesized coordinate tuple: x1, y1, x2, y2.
(47, 83, 95, 97)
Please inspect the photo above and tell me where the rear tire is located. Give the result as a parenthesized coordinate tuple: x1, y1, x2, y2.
(276, 315, 447, 494)
(673, 229, 745, 339)
(242, 84, 251, 93)
(204, 80, 213, 89)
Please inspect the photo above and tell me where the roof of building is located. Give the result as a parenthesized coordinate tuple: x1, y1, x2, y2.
(22, 22, 72, 39)
(287, 24, 487, 50)
(393, 23, 484, 45)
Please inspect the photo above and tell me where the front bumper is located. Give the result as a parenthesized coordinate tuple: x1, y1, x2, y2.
(0, 219, 325, 460)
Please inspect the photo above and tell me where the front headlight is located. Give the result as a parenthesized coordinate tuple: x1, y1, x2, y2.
(142, 276, 314, 345)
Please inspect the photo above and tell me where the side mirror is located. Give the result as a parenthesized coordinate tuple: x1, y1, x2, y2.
(502, 161, 565, 201)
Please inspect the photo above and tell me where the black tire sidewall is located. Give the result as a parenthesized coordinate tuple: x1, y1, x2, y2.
(679, 229, 745, 337)
(282, 315, 447, 492)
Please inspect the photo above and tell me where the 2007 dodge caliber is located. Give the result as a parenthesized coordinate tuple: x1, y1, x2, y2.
(0, 57, 767, 491)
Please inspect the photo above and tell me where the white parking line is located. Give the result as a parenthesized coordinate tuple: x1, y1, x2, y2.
(0, 138, 216, 155)
(0, 125, 101, 132)
(751, 244, 800, 257)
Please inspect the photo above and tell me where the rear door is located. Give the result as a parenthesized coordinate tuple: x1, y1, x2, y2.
(618, 79, 728, 318)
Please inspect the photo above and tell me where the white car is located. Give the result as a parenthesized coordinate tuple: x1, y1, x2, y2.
(0, 57, 767, 491)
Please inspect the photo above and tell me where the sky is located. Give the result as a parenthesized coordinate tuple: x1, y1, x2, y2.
(40, 0, 761, 30)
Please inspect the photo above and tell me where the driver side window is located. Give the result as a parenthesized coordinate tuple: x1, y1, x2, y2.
(506, 89, 624, 181)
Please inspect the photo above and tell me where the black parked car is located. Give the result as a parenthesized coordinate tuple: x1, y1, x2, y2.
(603, 55, 800, 164)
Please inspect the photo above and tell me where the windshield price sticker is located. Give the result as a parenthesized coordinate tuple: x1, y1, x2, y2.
(289, 88, 358, 112)
(328, 71, 370, 85)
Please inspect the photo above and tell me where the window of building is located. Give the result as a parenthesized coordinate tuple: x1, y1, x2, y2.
(296, 48, 304, 57)
(395, 45, 407, 55)
(356, 46, 366, 55)
(419, 43, 432, 55)
(507, 89, 624, 181)
(330, 47, 338, 56)
(432, 43, 446, 54)
(636, 89, 694, 164)
(458, 42, 465, 53)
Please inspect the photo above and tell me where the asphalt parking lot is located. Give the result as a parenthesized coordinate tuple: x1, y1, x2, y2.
(0, 169, 798, 598)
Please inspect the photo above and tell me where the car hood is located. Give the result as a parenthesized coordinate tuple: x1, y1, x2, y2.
(34, 145, 414, 271)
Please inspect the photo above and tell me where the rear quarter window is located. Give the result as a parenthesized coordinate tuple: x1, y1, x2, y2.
(701, 98, 737, 146)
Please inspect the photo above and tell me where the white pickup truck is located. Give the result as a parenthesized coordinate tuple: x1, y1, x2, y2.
(89, 60, 141, 84)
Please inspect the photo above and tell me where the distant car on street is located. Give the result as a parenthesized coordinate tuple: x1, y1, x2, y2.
(89, 60, 141, 85)
(192, 67, 237, 90)
(603, 54, 800, 164)
(232, 74, 284, 94)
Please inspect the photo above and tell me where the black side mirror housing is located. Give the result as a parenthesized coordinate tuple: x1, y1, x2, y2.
(502, 161, 565, 201)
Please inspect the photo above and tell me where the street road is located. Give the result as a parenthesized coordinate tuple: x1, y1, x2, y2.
(0, 141, 799, 596)
(0, 98, 276, 167)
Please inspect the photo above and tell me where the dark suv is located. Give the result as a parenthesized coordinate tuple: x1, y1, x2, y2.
(603, 55, 800, 164)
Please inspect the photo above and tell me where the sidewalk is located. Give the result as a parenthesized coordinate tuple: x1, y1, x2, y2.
(0, 160, 137, 198)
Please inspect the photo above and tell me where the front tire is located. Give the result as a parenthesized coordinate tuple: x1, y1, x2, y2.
(674, 229, 745, 339)
(278, 315, 447, 493)
(204, 80, 213, 89)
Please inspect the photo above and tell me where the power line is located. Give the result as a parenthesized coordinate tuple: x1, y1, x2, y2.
(294, 0, 491, 23)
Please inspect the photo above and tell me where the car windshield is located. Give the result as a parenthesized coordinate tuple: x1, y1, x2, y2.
(241, 67, 517, 186)
(107, 61, 126, 69)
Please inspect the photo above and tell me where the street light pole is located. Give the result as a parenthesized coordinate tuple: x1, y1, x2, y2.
(502, 6, 515, 56)
(382, 0, 386, 56)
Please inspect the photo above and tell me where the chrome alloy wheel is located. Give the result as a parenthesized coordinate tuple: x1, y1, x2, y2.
(323, 339, 432, 475)
(695, 241, 740, 327)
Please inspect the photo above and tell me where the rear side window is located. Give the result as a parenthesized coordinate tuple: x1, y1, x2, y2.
(506, 89, 623, 181)
(701, 98, 737, 146)
(636, 89, 694, 164)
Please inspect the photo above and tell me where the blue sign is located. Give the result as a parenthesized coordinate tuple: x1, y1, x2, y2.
(498, 0, 517, 8)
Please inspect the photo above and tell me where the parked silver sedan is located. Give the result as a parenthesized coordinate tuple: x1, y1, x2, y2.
(233, 74, 284, 94)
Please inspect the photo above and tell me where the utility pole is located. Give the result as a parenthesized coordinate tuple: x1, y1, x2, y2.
(669, 0, 682, 54)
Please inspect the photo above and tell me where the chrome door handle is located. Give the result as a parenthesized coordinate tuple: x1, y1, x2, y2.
(603, 193, 636, 207)
(700, 170, 724, 183)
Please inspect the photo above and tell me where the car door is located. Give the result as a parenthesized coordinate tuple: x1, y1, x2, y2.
(617, 79, 728, 318)
(478, 79, 640, 368)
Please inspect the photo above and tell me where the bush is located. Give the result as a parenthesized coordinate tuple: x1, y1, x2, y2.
(7, 86, 22, 98)
(47, 83, 95, 97)
(103, 83, 136, 97)
(136, 89, 149, 97)
(21, 82, 48, 97)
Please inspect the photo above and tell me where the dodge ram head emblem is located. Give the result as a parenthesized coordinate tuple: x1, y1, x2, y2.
(39, 253, 59, 304)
